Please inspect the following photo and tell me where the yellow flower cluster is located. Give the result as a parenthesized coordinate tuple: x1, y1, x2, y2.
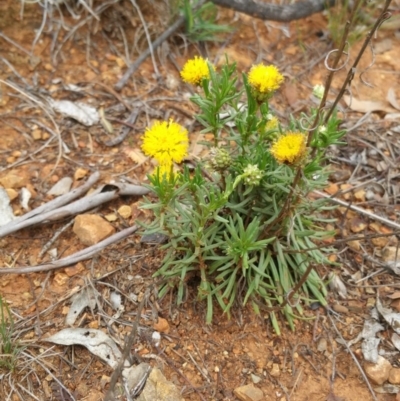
(141, 119, 189, 178)
(248, 64, 284, 98)
(180, 56, 212, 85)
(270, 132, 307, 165)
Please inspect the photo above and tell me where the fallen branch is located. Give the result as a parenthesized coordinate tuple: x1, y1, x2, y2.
(0, 225, 139, 274)
(3, 171, 100, 227)
(0, 180, 149, 238)
(211, 0, 336, 22)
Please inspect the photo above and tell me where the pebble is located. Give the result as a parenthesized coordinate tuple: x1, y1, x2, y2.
(0, 173, 27, 189)
(105, 213, 118, 222)
(317, 337, 327, 352)
(118, 205, 132, 219)
(364, 355, 392, 385)
(137, 368, 184, 401)
(74, 168, 88, 180)
(73, 214, 115, 246)
(251, 373, 261, 384)
(270, 363, 280, 378)
(234, 384, 264, 401)
(47, 177, 73, 196)
(31, 129, 42, 140)
(153, 317, 170, 333)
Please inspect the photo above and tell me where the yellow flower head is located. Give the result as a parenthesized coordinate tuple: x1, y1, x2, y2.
(180, 56, 212, 85)
(270, 132, 307, 165)
(141, 119, 189, 166)
(248, 64, 284, 97)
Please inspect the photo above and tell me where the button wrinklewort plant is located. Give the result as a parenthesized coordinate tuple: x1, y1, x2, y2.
(140, 56, 346, 333)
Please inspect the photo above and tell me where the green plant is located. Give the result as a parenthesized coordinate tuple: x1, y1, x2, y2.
(139, 55, 346, 333)
(0, 294, 21, 372)
(178, 0, 233, 42)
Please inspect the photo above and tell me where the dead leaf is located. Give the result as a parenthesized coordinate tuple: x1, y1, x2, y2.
(49, 99, 99, 126)
(328, 272, 347, 299)
(66, 288, 97, 325)
(343, 95, 396, 114)
(44, 328, 124, 369)
(376, 297, 400, 335)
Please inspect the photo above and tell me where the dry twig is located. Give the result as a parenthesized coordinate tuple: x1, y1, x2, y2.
(327, 314, 378, 401)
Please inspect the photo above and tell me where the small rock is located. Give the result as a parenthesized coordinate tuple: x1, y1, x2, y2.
(270, 363, 280, 378)
(136, 368, 184, 401)
(0, 173, 27, 189)
(73, 214, 115, 246)
(48, 177, 73, 196)
(364, 355, 392, 385)
(317, 338, 327, 353)
(251, 373, 261, 384)
(389, 368, 400, 384)
(234, 384, 264, 401)
(118, 205, 132, 219)
(104, 213, 118, 222)
(74, 168, 88, 181)
(153, 317, 170, 333)
(31, 129, 42, 140)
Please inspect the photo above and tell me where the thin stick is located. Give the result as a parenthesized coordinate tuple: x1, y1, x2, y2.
(129, 0, 160, 78)
(38, 219, 75, 259)
(327, 313, 378, 401)
(114, 16, 186, 91)
(313, 190, 400, 230)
